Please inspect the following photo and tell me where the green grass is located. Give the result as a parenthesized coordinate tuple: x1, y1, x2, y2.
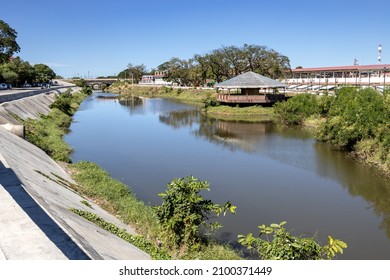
(109, 83, 213, 104)
(205, 105, 275, 122)
(69, 161, 160, 240)
(23, 91, 88, 162)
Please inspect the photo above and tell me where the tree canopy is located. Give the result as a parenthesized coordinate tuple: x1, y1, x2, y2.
(0, 20, 21, 64)
(117, 63, 147, 83)
(157, 44, 291, 86)
(0, 57, 56, 86)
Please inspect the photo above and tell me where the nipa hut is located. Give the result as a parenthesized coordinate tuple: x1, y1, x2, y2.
(215, 71, 287, 104)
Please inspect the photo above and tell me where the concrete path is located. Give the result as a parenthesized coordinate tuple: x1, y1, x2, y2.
(0, 112, 150, 259)
(0, 159, 74, 260)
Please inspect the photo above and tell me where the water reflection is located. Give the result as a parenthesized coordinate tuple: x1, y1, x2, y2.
(118, 96, 144, 108)
(158, 107, 390, 240)
(314, 142, 390, 238)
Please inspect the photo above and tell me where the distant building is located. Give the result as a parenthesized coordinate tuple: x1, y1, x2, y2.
(283, 64, 390, 91)
(139, 70, 173, 85)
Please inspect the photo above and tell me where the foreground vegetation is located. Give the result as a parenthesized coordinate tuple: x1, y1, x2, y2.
(274, 87, 390, 174)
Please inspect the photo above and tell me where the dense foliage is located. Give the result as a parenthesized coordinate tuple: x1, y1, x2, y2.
(274, 87, 390, 173)
(274, 94, 320, 125)
(117, 63, 147, 83)
(157, 44, 290, 86)
(154, 176, 236, 252)
(0, 56, 56, 86)
(317, 87, 388, 149)
(238, 221, 347, 260)
(116, 44, 290, 87)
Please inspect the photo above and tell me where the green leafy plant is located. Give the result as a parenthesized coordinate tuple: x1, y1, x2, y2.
(154, 176, 236, 252)
(202, 93, 220, 108)
(317, 87, 388, 149)
(238, 221, 347, 260)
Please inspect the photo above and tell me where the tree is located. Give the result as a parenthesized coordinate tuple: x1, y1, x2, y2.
(117, 63, 147, 83)
(33, 63, 56, 83)
(0, 20, 20, 64)
(0, 57, 34, 86)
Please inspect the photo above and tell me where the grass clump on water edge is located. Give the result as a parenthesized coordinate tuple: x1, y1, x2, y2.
(69, 161, 159, 241)
(204, 105, 275, 122)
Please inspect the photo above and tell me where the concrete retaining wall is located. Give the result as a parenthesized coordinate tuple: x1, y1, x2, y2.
(0, 87, 76, 125)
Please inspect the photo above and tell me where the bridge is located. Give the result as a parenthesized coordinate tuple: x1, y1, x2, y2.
(67, 78, 133, 89)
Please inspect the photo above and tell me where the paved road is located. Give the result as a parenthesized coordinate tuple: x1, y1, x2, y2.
(0, 80, 76, 103)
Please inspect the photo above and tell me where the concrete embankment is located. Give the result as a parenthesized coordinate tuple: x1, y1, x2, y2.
(0, 89, 150, 260)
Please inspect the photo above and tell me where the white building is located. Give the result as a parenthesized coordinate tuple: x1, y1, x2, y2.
(139, 71, 173, 86)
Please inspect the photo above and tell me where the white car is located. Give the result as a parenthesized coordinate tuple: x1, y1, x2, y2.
(0, 83, 8, 90)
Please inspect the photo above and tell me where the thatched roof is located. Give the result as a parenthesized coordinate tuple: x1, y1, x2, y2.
(215, 71, 287, 89)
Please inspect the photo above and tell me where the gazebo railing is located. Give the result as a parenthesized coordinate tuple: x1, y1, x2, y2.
(217, 94, 285, 104)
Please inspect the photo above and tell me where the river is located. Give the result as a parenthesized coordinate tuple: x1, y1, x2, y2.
(65, 92, 390, 259)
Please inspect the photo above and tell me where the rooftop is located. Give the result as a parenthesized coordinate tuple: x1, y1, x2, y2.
(215, 71, 287, 89)
(292, 64, 390, 73)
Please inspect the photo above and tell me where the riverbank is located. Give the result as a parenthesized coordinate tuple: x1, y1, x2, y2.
(109, 82, 211, 104)
(273, 89, 390, 176)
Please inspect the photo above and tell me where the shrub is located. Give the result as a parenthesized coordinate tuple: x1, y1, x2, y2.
(154, 176, 236, 253)
(238, 221, 347, 260)
(317, 87, 388, 149)
(274, 94, 319, 125)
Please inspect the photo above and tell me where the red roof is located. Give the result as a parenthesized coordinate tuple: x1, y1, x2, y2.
(292, 64, 390, 73)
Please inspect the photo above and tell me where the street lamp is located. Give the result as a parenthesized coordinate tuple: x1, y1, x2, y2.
(378, 44, 382, 64)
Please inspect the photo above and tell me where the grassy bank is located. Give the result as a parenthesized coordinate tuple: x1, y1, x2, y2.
(109, 82, 212, 104)
(274, 88, 390, 175)
(205, 105, 275, 122)
(23, 89, 89, 162)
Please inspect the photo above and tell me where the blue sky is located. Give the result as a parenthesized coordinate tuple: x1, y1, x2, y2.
(2, 0, 389, 78)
